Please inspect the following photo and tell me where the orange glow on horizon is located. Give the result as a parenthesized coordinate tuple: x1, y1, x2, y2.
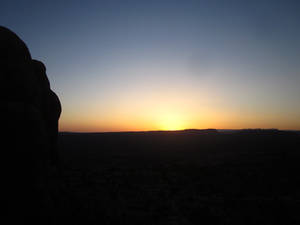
(59, 109, 300, 132)
(58, 84, 300, 133)
(158, 113, 187, 131)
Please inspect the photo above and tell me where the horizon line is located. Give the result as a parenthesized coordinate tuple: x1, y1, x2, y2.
(59, 128, 300, 134)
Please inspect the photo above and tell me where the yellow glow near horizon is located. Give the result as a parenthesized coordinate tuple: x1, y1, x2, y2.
(158, 113, 187, 131)
(58, 76, 300, 133)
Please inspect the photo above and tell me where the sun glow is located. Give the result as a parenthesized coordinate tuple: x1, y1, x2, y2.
(159, 113, 187, 131)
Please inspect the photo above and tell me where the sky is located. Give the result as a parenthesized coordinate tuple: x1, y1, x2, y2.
(1, 0, 300, 131)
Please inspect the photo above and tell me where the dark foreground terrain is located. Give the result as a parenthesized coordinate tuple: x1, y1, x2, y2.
(56, 129, 300, 225)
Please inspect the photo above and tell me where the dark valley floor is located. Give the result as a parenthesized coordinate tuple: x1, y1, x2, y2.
(52, 130, 300, 224)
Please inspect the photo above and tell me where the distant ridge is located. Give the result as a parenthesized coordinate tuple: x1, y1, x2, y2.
(181, 129, 218, 134)
(60, 128, 300, 136)
(237, 129, 290, 135)
(60, 129, 219, 135)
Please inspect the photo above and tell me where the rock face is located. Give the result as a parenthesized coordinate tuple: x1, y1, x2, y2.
(0, 26, 61, 222)
(32, 59, 62, 167)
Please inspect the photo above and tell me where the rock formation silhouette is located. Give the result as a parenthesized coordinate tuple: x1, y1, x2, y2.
(0, 26, 61, 222)
(32, 59, 62, 167)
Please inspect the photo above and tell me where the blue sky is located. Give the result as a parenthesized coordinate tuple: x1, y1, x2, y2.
(1, 0, 300, 131)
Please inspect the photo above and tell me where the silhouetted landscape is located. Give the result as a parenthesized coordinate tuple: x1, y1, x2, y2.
(54, 129, 300, 225)
(2, 1, 300, 224)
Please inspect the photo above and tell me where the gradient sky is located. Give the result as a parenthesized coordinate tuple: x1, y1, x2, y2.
(1, 0, 300, 131)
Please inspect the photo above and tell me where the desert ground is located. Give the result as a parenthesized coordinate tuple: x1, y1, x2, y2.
(56, 130, 300, 225)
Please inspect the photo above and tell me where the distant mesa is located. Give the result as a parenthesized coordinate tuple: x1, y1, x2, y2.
(182, 129, 218, 134)
(237, 128, 280, 135)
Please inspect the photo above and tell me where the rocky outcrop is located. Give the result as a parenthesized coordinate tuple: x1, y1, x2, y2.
(0, 26, 61, 222)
